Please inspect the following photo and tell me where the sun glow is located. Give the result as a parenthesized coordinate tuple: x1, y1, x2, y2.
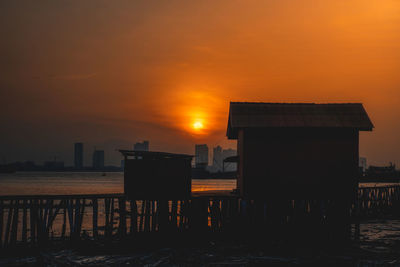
(155, 87, 226, 137)
(192, 120, 204, 130)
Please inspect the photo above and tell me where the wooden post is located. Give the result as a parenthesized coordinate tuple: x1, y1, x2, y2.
(62, 204, 66, 239)
(46, 200, 62, 239)
(130, 200, 137, 234)
(210, 200, 220, 231)
(118, 197, 127, 237)
(46, 200, 54, 233)
(171, 200, 178, 229)
(157, 200, 169, 233)
(22, 199, 27, 243)
(10, 200, 19, 246)
(221, 199, 228, 230)
(77, 199, 85, 236)
(4, 200, 13, 247)
(30, 199, 38, 244)
(179, 200, 186, 229)
(73, 199, 81, 240)
(139, 200, 145, 232)
(43, 200, 50, 237)
(67, 199, 74, 238)
(38, 200, 43, 225)
(144, 200, 151, 232)
(92, 198, 98, 239)
(109, 198, 115, 236)
(0, 200, 3, 247)
(354, 191, 360, 241)
(151, 200, 156, 232)
(190, 198, 209, 235)
(105, 198, 110, 237)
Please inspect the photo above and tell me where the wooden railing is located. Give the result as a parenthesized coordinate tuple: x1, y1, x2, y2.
(1, 185, 400, 248)
(357, 185, 400, 218)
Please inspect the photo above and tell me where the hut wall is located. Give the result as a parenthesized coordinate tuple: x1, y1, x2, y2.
(237, 128, 359, 200)
(124, 157, 192, 200)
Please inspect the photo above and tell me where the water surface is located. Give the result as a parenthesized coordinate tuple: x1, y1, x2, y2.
(0, 172, 236, 195)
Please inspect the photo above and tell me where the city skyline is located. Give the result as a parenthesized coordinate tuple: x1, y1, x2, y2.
(2, 140, 239, 168)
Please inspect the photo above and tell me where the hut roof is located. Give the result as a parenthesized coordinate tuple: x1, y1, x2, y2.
(227, 102, 374, 139)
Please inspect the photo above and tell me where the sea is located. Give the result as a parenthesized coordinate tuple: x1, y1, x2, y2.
(0, 172, 397, 196)
(0, 172, 236, 196)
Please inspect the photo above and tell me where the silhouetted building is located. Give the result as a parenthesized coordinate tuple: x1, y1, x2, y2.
(222, 148, 237, 172)
(359, 157, 367, 175)
(92, 150, 105, 170)
(74, 142, 83, 169)
(195, 144, 208, 169)
(134, 141, 149, 151)
(211, 146, 237, 172)
(120, 150, 193, 199)
(227, 102, 374, 199)
(367, 163, 397, 177)
(212, 146, 223, 172)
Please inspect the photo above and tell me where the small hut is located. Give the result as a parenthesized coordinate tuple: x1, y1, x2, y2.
(227, 102, 374, 200)
(120, 150, 193, 200)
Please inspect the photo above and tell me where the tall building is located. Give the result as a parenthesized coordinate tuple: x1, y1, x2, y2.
(134, 141, 149, 151)
(209, 146, 237, 172)
(74, 142, 83, 169)
(92, 150, 105, 170)
(212, 145, 223, 172)
(195, 144, 209, 169)
(359, 157, 367, 174)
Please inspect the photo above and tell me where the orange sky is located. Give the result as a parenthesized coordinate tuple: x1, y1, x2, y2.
(0, 0, 399, 166)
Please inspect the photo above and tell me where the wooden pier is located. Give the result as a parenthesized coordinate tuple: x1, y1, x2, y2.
(1, 185, 400, 248)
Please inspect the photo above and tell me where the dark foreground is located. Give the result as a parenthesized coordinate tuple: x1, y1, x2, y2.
(2, 220, 400, 267)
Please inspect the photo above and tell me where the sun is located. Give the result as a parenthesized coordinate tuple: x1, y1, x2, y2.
(192, 121, 204, 130)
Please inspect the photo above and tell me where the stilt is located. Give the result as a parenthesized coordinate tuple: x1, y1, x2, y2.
(158, 200, 169, 232)
(139, 200, 145, 232)
(92, 198, 98, 238)
(10, 200, 19, 246)
(151, 200, 156, 232)
(22, 199, 27, 243)
(130, 200, 137, 234)
(30, 199, 38, 244)
(109, 198, 115, 236)
(171, 200, 178, 229)
(62, 204, 66, 239)
(4, 200, 13, 247)
(144, 200, 151, 232)
(118, 197, 127, 237)
(105, 198, 110, 237)
(0, 200, 4, 247)
(78, 199, 86, 236)
(73, 199, 81, 240)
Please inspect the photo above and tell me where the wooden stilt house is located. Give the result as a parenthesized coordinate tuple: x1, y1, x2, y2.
(120, 150, 193, 200)
(227, 102, 374, 200)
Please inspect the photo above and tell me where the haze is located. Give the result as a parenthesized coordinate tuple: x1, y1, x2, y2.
(1, 0, 399, 166)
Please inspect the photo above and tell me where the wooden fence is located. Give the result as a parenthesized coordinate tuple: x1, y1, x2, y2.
(1, 185, 400, 248)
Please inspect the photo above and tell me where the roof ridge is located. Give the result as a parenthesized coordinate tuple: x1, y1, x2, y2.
(230, 102, 363, 105)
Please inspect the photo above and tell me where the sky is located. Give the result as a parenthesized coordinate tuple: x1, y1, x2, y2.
(0, 0, 399, 166)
